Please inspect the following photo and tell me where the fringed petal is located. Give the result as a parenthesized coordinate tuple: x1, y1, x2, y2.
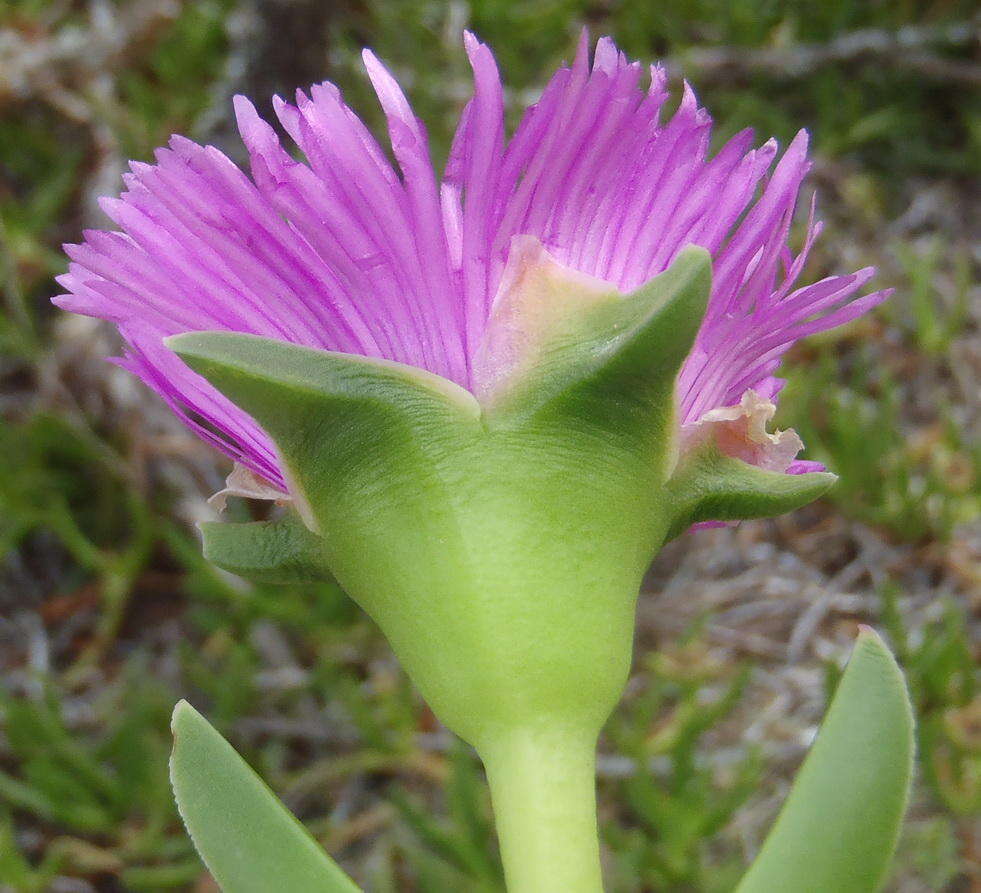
(55, 33, 888, 495)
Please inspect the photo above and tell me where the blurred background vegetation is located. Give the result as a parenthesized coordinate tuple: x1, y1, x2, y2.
(0, 0, 978, 890)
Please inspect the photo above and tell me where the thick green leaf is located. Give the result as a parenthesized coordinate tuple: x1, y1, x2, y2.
(170, 701, 360, 893)
(200, 514, 336, 585)
(665, 447, 837, 540)
(736, 628, 914, 893)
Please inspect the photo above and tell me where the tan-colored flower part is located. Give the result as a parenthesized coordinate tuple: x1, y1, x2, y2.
(682, 389, 804, 472)
(471, 236, 618, 404)
(208, 463, 292, 513)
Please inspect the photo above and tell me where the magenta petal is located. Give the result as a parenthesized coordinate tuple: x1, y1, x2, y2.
(55, 34, 886, 490)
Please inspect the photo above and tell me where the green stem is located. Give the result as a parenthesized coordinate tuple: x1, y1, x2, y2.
(480, 726, 603, 893)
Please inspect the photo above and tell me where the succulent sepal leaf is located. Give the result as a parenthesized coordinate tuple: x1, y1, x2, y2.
(200, 515, 337, 586)
(477, 243, 712, 428)
(664, 444, 837, 541)
(164, 330, 481, 444)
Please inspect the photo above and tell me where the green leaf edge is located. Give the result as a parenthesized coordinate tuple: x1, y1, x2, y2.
(170, 700, 361, 893)
(735, 627, 915, 893)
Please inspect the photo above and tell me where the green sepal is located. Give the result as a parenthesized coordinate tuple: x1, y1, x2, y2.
(490, 245, 712, 424)
(165, 331, 480, 440)
(165, 334, 485, 588)
(170, 700, 360, 892)
(736, 628, 914, 893)
(200, 514, 336, 585)
(664, 445, 837, 540)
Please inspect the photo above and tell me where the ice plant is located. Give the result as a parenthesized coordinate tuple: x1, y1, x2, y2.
(57, 33, 911, 893)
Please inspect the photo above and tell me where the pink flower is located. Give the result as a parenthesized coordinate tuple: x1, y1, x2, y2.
(55, 33, 888, 495)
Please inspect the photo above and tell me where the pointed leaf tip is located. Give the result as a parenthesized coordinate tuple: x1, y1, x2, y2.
(736, 628, 914, 893)
(166, 331, 479, 426)
(666, 447, 836, 539)
(170, 698, 193, 735)
(479, 243, 712, 422)
(170, 700, 360, 892)
(605, 244, 712, 378)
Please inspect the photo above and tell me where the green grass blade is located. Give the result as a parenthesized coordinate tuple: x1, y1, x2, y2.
(169, 701, 360, 892)
(736, 628, 914, 893)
